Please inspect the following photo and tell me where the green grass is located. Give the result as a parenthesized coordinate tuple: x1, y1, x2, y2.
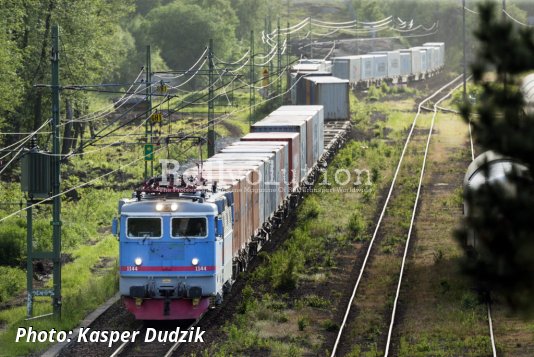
(0, 236, 118, 356)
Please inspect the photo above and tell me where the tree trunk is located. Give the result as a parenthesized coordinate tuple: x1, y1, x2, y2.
(32, 0, 55, 131)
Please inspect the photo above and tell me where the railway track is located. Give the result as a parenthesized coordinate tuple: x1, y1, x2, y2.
(330, 75, 499, 356)
(330, 74, 470, 356)
(108, 320, 197, 357)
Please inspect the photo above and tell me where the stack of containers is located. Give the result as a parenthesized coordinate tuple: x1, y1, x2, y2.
(240, 132, 301, 190)
(183, 160, 257, 251)
(300, 77, 350, 120)
(251, 117, 309, 178)
(221, 142, 290, 208)
(212, 152, 276, 223)
(268, 105, 324, 166)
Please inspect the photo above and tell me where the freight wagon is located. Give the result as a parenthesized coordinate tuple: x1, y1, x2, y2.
(114, 103, 350, 320)
(323, 42, 446, 87)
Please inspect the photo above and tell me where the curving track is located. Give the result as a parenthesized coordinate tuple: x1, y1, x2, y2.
(330, 74, 498, 356)
(328, 74, 503, 356)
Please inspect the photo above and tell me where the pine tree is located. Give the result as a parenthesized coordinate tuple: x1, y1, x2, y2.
(457, 2, 534, 316)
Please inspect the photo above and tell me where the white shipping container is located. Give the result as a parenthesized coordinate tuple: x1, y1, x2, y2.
(270, 105, 324, 164)
(371, 51, 401, 78)
(400, 52, 412, 76)
(332, 56, 362, 83)
(402, 49, 422, 75)
(372, 54, 388, 79)
(361, 55, 374, 80)
(423, 42, 445, 68)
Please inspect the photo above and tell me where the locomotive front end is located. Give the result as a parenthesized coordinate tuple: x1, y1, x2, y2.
(116, 198, 222, 320)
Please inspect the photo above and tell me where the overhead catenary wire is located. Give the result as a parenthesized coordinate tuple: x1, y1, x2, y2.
(0, 119, 52, 160)
(503, 9, 532, 27)
(0, 57, 302, 222)
(302, 28, 439, 49)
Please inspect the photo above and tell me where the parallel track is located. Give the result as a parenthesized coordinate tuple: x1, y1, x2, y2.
(330, 74, 498, 356)
(330, 74, 466, 356)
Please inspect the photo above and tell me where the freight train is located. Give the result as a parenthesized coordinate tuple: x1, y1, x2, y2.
(113, 41, 446, 321)
(289, 42, 445, 100)
(113, 103, 351, 320)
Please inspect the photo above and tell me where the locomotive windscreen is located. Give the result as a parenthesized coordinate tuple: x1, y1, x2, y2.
(172, 217, 207, 238)
(127, 218, 162, 238)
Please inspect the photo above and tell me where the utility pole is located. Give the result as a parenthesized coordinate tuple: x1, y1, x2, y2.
(502, 0, 506, 20)
(309, 16, 313, 59)
(462, 0, 467, 101)
(51, 23, 62, 318)
(277, 17, 282, 102)
(208, 39, 215, 157)
(144, 45, 152, 179)
(286, 21, 291, 101)
(249, 30, 255, 127)
(268, 13, 274, 86)
(25, 27, 62, 318)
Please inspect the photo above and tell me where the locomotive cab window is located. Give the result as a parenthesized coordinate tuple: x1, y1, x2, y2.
(126, 217, 162, 239)
(172, 217, 207, 238)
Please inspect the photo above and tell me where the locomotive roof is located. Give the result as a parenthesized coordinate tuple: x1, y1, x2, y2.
(121, 199, 218, 215)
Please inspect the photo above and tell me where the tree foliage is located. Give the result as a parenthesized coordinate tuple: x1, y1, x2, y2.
(458, 2, 534, 316)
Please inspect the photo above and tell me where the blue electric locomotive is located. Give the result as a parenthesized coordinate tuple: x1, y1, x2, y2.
(113, 181, 234, 320)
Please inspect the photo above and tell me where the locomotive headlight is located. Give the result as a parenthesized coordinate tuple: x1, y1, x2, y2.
(191, 258, 199, 266)
(155, 203, 164, 211)
(170, 203, 178, 211)
(134, 257, 143, 266)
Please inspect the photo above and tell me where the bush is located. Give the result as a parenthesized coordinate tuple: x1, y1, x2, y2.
(0, 266, 25, 302)
(348, 211, 366, 238)
(302, 294, 330, 308)
(367, 86, 383, 101)
(297, 316, 309, 331)
(0, 224, 25, 266)
(298, 196, 321, 220)
(321, 319, 339, 332)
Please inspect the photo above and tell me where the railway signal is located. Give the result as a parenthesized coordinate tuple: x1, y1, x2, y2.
(144, 144, 154, 161)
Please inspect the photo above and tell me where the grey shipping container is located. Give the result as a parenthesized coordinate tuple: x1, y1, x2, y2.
(302, 76, 350, 120)
(291, 71, 331, 105)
